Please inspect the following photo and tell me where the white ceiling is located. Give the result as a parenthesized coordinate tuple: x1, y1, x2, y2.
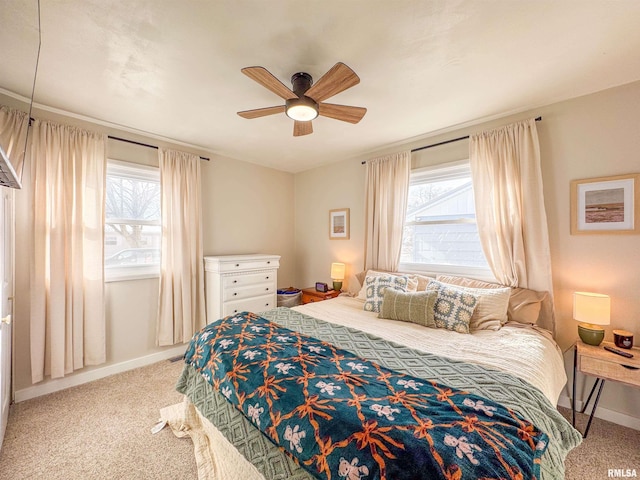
(2, 1, 640, 173)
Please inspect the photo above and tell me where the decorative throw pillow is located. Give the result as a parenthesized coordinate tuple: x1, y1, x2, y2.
(378, 289, 437, 327)
(363, 275, 409, 313)
(426, 281, 479, 334)
(432, 277, 510, 331)
(357, 270, 417, 300)
(437, 275, 546, 325)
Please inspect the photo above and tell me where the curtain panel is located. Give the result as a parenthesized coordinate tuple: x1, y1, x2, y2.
(29, 119, 107, 383)
(0, 105, 29, 178)
(157, 148, 206, 346)
(364, 151, 411, 272)
(469, 118, 555, 333)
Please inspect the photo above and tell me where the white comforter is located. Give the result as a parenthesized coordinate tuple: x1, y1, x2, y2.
(293, 295, 567, 405)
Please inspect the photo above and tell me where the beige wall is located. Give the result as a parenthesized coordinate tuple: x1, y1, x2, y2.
(201, 155, 296, 286)
(294, 159, 366, 292)
(294, 80, 640, 420)
(6, 95, 295, 392)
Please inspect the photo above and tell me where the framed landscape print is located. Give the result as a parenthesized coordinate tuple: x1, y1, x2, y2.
(329, 208, 350, 240)
(570, 173, 639, 234)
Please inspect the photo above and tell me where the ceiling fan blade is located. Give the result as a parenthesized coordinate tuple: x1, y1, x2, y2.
(237, 105, 286, 119)
(318, 103, 367, 124)
(293, 121, 313, 137)
(305, 62, 360, 103)
(241, 67, 297, 100)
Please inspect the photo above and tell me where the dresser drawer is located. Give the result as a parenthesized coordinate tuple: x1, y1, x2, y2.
(301, 288, 340, 304)
(222, 271, 276, 289)
(580, 355, 640, 388)
(218, 258, 279, 273)
(302, 292, 321, 304)
(223, 281, 276, 302)
(223, 294, 276, 316)
(204, 254, 280, 324)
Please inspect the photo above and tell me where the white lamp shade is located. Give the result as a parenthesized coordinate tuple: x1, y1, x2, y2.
(330, 262, 346, 280)
(573, 292, 610, 326)
(286, 104, 318, 121)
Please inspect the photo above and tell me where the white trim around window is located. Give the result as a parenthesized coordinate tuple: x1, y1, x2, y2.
(104, 159, 161, 282)
(400, 159, 495, 280)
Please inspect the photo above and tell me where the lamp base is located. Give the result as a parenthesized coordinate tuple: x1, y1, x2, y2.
(578, 324, 605, 346)
(332, 281, 343, 292)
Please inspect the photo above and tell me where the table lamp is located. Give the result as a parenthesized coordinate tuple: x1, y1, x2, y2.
(573, 291, 610, 346)
(330, 262, 346, 291)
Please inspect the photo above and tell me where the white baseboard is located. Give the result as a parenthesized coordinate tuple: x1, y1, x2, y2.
(15, 345, 187, 403)
(557, 393, 640, 431)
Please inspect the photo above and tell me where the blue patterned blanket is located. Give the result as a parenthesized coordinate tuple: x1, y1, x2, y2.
(184, 311, 550, 480)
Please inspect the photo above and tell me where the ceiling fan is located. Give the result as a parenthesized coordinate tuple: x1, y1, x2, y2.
(237, 62, 367, 137)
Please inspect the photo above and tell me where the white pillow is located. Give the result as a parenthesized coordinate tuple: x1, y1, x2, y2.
(429, 278, 510, 331)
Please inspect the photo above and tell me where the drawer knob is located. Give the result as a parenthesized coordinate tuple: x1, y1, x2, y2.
(266, 276, 269, 280)
(233, 293, 238, 296)
(235, 264, 240, 267)
(233, 309, 238, 313)
(233, 280, 238, 284)
(265, 287, 269, 291)
(265, 303, 270, 306)
(267, 261, 271, 264)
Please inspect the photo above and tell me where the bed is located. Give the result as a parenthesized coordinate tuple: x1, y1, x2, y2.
(163, 294, 582, 480)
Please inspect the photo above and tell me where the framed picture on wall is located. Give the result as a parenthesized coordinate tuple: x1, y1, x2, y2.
(329, 208, 350, 240)
(570, 173, 639, 234)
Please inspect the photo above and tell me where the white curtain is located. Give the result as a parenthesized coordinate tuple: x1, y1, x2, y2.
(469, 118, 555, 332)
(0, 105, 29, 177)
(364, 151, 411, 272)
(157, 148, 206, 346)
(29, 119, 106, 383)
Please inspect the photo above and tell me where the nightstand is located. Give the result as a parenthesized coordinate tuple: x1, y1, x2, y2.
(301, 287, 340, 304)
(572, 340, 640, 437)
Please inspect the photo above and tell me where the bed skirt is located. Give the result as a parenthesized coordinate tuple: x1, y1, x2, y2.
(161, 398, 266, 480)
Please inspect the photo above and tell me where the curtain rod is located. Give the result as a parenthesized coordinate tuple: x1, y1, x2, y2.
(25, 119, 210, 161)
(108, 135, 210, 161)
(361, 116, 542, 164)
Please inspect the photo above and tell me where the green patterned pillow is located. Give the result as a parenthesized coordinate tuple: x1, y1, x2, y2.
(363, 275, 409, 313)
(426, 280, 479, 333)
(378, 288, 437, 327)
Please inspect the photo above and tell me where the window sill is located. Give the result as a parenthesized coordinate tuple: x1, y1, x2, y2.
(398, 262, 496, 282)
(104, 266, 160, 283)
(105, 273, 159, 283)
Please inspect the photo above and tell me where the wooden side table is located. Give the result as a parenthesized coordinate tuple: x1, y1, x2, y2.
(572, 340, 640, 437)
(301, 287, 340, 304)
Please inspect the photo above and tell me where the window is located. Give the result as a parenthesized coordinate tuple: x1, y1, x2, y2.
(104, 160, 161, 281)
(399, 160, 491, 277)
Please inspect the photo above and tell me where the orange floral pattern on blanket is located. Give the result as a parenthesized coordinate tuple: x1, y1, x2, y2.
(184, 311, 549, 480)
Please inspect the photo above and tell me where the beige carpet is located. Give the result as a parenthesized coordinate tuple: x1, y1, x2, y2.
(0, 359, 637, 479)
(561, 406, 640, 480)
(0, 360, 197, 479)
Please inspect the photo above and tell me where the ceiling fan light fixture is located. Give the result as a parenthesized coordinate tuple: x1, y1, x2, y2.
(238, 63, 365, 135)
(285, 96, 318, 122)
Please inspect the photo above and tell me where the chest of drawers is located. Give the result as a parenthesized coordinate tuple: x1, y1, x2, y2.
(204, 254, 280, 323)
